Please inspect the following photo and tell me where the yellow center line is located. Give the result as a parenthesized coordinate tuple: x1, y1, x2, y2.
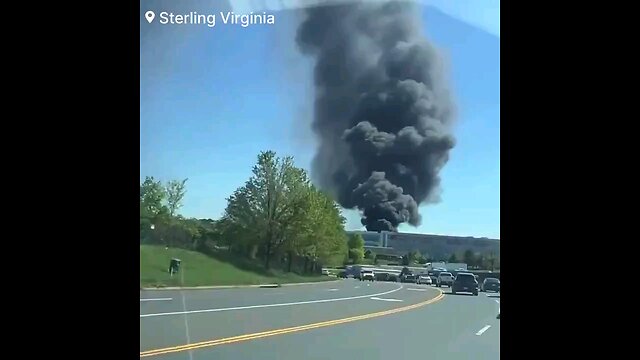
(140, 290, 445, 358)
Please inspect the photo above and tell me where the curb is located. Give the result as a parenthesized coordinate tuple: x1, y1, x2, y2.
(140, 279, 341, 291)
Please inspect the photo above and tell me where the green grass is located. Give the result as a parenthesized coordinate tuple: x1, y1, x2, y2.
(140, 245, 336, 288)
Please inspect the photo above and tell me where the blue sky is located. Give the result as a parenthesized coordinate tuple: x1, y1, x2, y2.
(140, 1, 500, 239)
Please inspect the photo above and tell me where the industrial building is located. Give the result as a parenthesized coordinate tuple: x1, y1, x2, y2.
(346, 230, 500, 259)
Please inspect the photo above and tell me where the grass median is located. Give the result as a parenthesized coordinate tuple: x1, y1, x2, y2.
(140, 245, 336, 288)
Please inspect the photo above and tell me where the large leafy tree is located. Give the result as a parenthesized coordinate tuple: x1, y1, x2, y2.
(166, 178, 188, 217)
(140, 176, 169, 242)
(348, 234, 365, 264)
(224, 151, 311, 269)
(143, 150, 350, 274)
(223, 151, 349, 271)
(140, 176, 168, 220)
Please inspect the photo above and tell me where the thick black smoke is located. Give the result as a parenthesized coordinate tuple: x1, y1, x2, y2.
(296, 1, 456, 232)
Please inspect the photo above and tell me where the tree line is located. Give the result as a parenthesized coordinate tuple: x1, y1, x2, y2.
(140, 150, 350, 275)
(140, 150, 499, 274)
(139, 177, 207, 249)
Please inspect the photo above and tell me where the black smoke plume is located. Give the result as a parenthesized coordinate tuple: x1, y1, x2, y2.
(296, 0, 456, 232)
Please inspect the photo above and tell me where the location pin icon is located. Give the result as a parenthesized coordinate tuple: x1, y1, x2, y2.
(145, 11, 155, 23)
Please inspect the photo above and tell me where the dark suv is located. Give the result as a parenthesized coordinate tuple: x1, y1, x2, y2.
(451, 273, 478, 296)
(481, 278, 500, 292)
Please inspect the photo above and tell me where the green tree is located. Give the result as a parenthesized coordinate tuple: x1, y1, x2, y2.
(348, 234, 365, 250)
(347, 234, 365, 264)
(217, 215, 254, 255)
(166, 178, 188, 217)
(448, 253, 458, 263)
(286, 186, 348, 271)
(477, 254, 486, 269)
(349, 248, 365, 264)
(224, 151, 314, 269)
(364, 249, 377, 264)
(140, 176, 168, 220)
(463, 249, 475, 267)
(218, 150, 350, 273)
(480, 252, 499, 271)
(180, 217, 201, 249)
(487, 252, 499, 271)
(409, 250, 421, 264)
(140, 176, 169, 243)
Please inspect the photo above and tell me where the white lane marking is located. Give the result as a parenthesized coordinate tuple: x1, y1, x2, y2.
(140, 298, 172, 302)
(495, 299, 500, 304)
(179, 269, 194, 360)
(180, 289, 194, 360)
(476, 325, 491, 336)
(354, 286, 360, 289)
(407, 288, 428, 291)
(327, 288, 339, 291)
(370, 297, 403, 302)
(140, 285, 404, 318)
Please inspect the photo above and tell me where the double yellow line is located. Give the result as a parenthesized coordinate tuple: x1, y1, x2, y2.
(140, 291, 445, 358)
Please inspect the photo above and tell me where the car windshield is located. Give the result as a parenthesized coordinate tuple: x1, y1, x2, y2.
(485, 278, 500, 283)
(441, 272, 452, 277)
(457, 274, 476, 282)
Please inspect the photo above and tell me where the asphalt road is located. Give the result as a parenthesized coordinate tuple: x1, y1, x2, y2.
(140, 279, 500, 359)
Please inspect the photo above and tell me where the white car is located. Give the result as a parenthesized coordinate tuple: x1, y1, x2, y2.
(321, 269, 330, 276)
(416, 274, 432, 285)
(360, 270, 375, 281)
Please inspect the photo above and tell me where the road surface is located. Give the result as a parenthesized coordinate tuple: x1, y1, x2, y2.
(140, 279, 500, 359)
